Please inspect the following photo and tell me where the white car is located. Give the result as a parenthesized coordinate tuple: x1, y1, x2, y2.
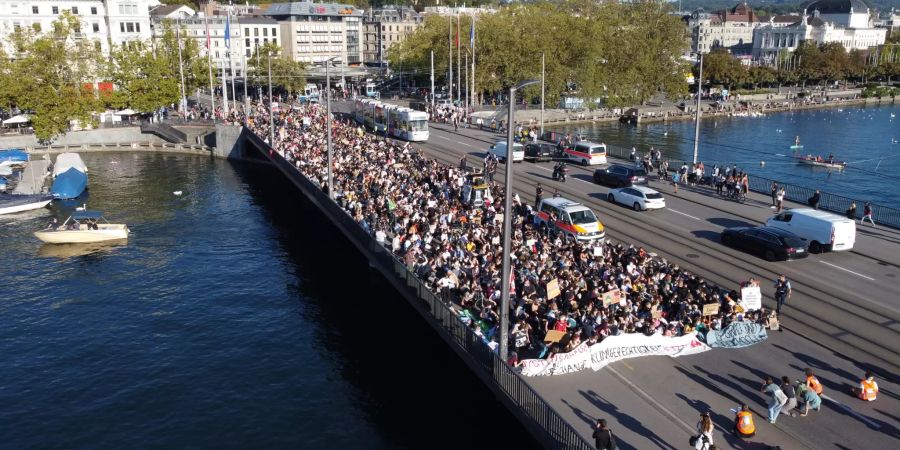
(487, 141, 525, 163)
(607, 186, 666, 211)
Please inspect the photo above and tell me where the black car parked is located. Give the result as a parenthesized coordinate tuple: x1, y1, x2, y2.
(592, 164, 648, 187)
(721, 226, 809, 261)
(524, 143, 557, 162)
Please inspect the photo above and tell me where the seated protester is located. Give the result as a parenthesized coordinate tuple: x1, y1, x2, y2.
(796, 381, 822, 416)
(733, 404, 756, 438)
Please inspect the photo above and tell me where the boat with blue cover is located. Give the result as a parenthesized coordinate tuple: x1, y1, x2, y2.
(0, 193, 53, 215)
(50, 153, 88, 199)
(0, 148, 28, 163)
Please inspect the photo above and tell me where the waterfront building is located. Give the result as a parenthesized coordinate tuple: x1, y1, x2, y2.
(421, 6, 497, 17)
(362, 6, 423, 68)
(263, 2, 364, 67)
(688, 2, 766, 54)
(149, 3, 195, 20)
(151, 13, 278, 78)
(752, 0, 887, 63)
(0, 0, 156, 56)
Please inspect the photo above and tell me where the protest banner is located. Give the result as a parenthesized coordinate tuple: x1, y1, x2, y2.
(702, 303, 720, 317)
(519, 332, 712, 377)
(741, 286, 762, 311)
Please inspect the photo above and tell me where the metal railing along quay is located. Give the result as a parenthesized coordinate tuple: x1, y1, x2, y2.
(242, 130, 593, 450)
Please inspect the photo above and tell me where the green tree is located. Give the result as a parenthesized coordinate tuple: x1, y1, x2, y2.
(747, 66, 777, 89)
(247, 41, 308, 96)
(794, 41, 823, 86)
(4, 12, 101, 140)
(104, 42, 182, 113)
(818, 42, 849, 84)
(701, 48, 746, 90)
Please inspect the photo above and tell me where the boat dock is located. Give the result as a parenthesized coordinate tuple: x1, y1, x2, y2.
(12, 158, 49, 195)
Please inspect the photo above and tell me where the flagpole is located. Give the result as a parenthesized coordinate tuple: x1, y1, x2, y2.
(448, 15, 452, 107)
(222, 60, 229, 113)
(471, 14, 476, 108)
(456, 12, 461, 106)
(176, 21, 187, 115)
(204, 15, 216, 121)
(430, 49, 435, 111)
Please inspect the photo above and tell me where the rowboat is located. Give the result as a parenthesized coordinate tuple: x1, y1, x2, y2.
(34, 210, 129, 244)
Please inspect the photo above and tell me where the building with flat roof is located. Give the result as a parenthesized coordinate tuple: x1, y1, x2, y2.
(263, 2, 364, 66)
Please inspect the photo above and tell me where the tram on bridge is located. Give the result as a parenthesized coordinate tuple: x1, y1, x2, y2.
(353, 99, 429, 142)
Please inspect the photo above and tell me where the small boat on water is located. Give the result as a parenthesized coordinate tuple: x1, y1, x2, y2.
(796, 154, 846, 170)
(50, 153, 88, 199)
(34, 210, 129, 244)
(0, 193, 53, 215)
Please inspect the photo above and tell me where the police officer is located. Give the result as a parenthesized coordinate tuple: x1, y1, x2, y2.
(774, 274, 791, 314)
(535, 183, 543, 208)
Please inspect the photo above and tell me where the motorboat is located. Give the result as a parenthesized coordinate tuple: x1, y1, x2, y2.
(50, 167, 88, 199)
(34, 210, 129, 244)
(796, 154, 846, 170)
(0, 193, 53, 215)
(50, 153, 88, 199)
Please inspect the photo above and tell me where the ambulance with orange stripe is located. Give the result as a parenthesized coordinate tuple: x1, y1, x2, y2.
(534, 197, 605, 242)
(563, 141, 608, 166)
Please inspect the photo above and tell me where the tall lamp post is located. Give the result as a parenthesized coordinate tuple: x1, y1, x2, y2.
(325, 56, 338, 200)
(692, 52, 703, 165)
(267, 50, 274, 146)
(500, 79, 539, 362)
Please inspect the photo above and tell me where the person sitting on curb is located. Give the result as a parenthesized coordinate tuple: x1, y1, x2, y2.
(851, 370, 878, 402)
(733, 404, 756, 438)
(796, 381, 822, 416)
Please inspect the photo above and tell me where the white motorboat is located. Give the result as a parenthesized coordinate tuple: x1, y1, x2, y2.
(0, 193, 53, 215)
(34, 210, 129, 244)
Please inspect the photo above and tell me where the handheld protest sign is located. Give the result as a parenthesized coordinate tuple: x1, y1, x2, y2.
(702, 303, 720, 317)
(546, 278, 561, 300)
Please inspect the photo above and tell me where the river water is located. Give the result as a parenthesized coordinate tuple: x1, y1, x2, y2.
(555, 103, 900, 205)
(0, 153, 536, 449)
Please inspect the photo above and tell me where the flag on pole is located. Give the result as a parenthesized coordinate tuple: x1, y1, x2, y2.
(204, 15, 211, 49)
(224, 16, 231, 49)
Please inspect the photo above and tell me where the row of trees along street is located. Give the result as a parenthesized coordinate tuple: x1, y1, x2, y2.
(0, 12, 306, 141)
(698, 39, 900, 92)
(387, 1, 690, 108)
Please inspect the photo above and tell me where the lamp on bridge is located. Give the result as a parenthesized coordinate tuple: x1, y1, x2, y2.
(325, 56, 338, 200)
(500, 79, 540, 362)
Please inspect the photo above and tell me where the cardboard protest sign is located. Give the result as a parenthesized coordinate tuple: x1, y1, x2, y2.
(602, 289, 622, 307)
(544, 330, 566, 343)
(546, 279, 561, 300)
(702, 303, 720, 316)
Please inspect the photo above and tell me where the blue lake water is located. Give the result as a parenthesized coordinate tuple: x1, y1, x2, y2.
(556, 103, 900, 205)
(0, 152, 536, 449)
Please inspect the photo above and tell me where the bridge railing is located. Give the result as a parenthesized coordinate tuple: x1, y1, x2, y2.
(248, 131, 593, 450)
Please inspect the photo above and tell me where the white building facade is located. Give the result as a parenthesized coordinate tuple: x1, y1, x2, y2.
(689, 3, 763, 54)
(0, 0, 156, 55)
(153, 14, 278, 78)
(263, 2, 364, 66)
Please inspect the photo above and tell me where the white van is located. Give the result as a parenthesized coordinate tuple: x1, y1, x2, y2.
(487, 141, 525, 163)
(564, 141, 608, 166)
(534, 197, 605, 241)
(765, 208, 856, 253)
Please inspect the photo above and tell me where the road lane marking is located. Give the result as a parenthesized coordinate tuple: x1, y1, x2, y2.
(819, 261, 875, 281)
(820, 394, 881, 429)
(668, 208, 703, 221)
(434, 134, 474, 147)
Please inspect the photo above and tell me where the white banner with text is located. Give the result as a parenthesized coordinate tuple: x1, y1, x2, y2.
(519, 332, 712, 377)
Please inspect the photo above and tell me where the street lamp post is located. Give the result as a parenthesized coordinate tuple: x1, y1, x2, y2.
(540, 52, 545, 137)
(267, 51, 274, 146)
(325, 56, 338, 200)
(692, 52, 703, 165)
(500, 79, 540, 362)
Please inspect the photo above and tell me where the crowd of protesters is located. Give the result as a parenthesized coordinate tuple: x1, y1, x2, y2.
(246, 98, 782, 366)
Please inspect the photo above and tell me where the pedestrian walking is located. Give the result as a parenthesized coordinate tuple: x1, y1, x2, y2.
(535, 183, 543, 208)
(851, 370, 879, 401)
(696, 412, 714, 449)
(773, 274, 791, 314)
(762, 376, 788, 423)
(770, 182, 778, 207)
(775, 187, 786, 212)
(808, 189, 821, 209)
(861, 202, 875, 227)
(780, 376, 798, 416)
(592, 419, 617, 450)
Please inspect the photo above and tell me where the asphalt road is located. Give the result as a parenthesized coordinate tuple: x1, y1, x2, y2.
(334, 103, 900, 449)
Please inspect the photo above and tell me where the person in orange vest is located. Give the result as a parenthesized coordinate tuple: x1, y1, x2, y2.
(732, 404, 756, 438)
(852, 370, 878, 401)
(804, 368, 824, 395)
